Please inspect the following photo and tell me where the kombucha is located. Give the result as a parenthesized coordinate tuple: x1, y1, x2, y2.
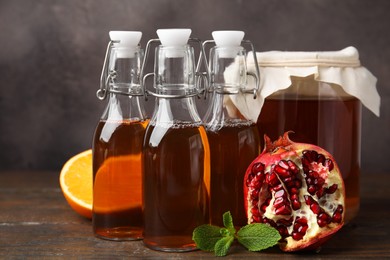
(207, 120, 260, 227)
(142, 122, 210, 252)
(93, 119, 148, 240)
(257, 97, 361, 222)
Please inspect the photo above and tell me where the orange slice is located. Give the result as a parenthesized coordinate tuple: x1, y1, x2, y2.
(93, 154, 142, 214)
(59, 150, 93, 219)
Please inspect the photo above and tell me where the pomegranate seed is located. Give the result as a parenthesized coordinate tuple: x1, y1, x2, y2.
(295, 180, 302, 188)
(298, 225, 308, 234)
(252, 215, 261, 222)
(266, 172, 279, 186)
(314, 177, 325, 186)
(324, 159, 334, 171)
(271, 184, 283, 192)
(274, 189, 286, 198)
(251, 207, 259, 216)
(317, 154, 326, 164)
(278, 160, 290, 169)
(310, 203, 321, 214)
(304, 195, 313, 205)
(290, 193, 298, 200)
(292, 200, 301, 210)
(290, 187, 299, 194)
(332, 212, 342, 223)
(292, 232, 303, 240)
(274, 165, 290, 178)
(317, 219, 328, 227)
(273, 197, 285, 208)
(308, 185, 316, 195)
(306, 177, 313, 185)
(336, 205, 344, 213)
(295, 217, 308, 225)
(326, 184, 338, 194)
(287, 160, 299, 174)
(252, 162, 264, 174)
(275, 204, 292, 215)
(318, 212, 331, 221)
(278, 226, 289, 238)
(316, 188, 325, 198)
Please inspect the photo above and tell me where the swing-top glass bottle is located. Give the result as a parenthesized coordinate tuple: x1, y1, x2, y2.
(141, 29, 210, 252)
(203, 31, 261, 227)
(92, 31, 147, 240)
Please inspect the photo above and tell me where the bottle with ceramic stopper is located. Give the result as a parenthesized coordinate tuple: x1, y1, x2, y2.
(92, 31, 148, 240)
(141, 28, 210, 252)
(203, 30, 261, 227)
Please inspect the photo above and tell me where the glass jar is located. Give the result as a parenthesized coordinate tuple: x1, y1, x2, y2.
(228, 47, 380, 223)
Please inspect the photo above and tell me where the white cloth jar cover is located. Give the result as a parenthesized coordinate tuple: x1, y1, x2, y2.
(227, 46, 381, 122)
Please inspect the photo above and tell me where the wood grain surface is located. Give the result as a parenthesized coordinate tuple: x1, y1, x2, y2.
(0, 171, 389, 259)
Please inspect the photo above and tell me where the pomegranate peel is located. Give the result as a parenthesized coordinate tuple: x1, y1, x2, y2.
(243, 132, 345, 252)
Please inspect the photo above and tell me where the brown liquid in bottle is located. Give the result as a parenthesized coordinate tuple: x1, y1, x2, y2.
(93, 119, 148, 240)
(257, 97, 361, 222)
(207, 121, 260, 227)
(142, 123, 210, 252)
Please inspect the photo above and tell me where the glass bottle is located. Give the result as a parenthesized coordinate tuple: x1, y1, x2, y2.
(142, 29, 210, 252)
(203, 31, 261, 227)
(92, 31, 147, 240)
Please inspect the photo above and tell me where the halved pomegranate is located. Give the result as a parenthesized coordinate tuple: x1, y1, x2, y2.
(243, 132, 345, 252)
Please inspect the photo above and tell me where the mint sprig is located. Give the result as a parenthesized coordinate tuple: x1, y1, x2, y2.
(192, 211, 281, 256)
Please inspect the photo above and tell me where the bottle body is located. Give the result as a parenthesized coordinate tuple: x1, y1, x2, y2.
(207, 121, 260, 226)
(93, 116, 148, 240)
(142, 98, 210, 252)
(257, 76, 361, 222)
(205, 93, 260, 227)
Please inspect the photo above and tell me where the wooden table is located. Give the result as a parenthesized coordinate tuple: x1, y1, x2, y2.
(0, 171, 389, 259)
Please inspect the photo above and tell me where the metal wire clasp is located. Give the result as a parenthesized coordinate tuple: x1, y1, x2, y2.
(140, 38, 210, 99)
(97, 40, 117, 100)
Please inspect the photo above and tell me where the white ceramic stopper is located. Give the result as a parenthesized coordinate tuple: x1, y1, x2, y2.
(156, 29, 191, 58)
(212, 30, 245, 58)
(157, 28, 191, 46)
(212, 31, 244, 47)
(109, 31, 142, 58)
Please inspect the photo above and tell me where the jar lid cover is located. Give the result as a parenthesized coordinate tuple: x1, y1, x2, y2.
(253, 46, 360, 67)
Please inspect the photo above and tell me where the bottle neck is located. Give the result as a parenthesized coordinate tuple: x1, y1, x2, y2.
(204, 92, 252, 131)
(108, 46, 143, 95)
(101, 93, 147, 122)
(150, 96, 201, 127)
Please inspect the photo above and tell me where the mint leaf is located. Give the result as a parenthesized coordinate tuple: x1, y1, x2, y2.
(214, 236, 234, 256)
(237, 223, 281, 251)
(192, 224, 223, 251)
(222, 211, 236, 235)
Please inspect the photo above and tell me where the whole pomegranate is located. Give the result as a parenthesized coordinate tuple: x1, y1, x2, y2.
(244, 132, 345, 252)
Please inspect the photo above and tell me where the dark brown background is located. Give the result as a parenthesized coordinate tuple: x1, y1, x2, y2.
(0, 0, 388, 172)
